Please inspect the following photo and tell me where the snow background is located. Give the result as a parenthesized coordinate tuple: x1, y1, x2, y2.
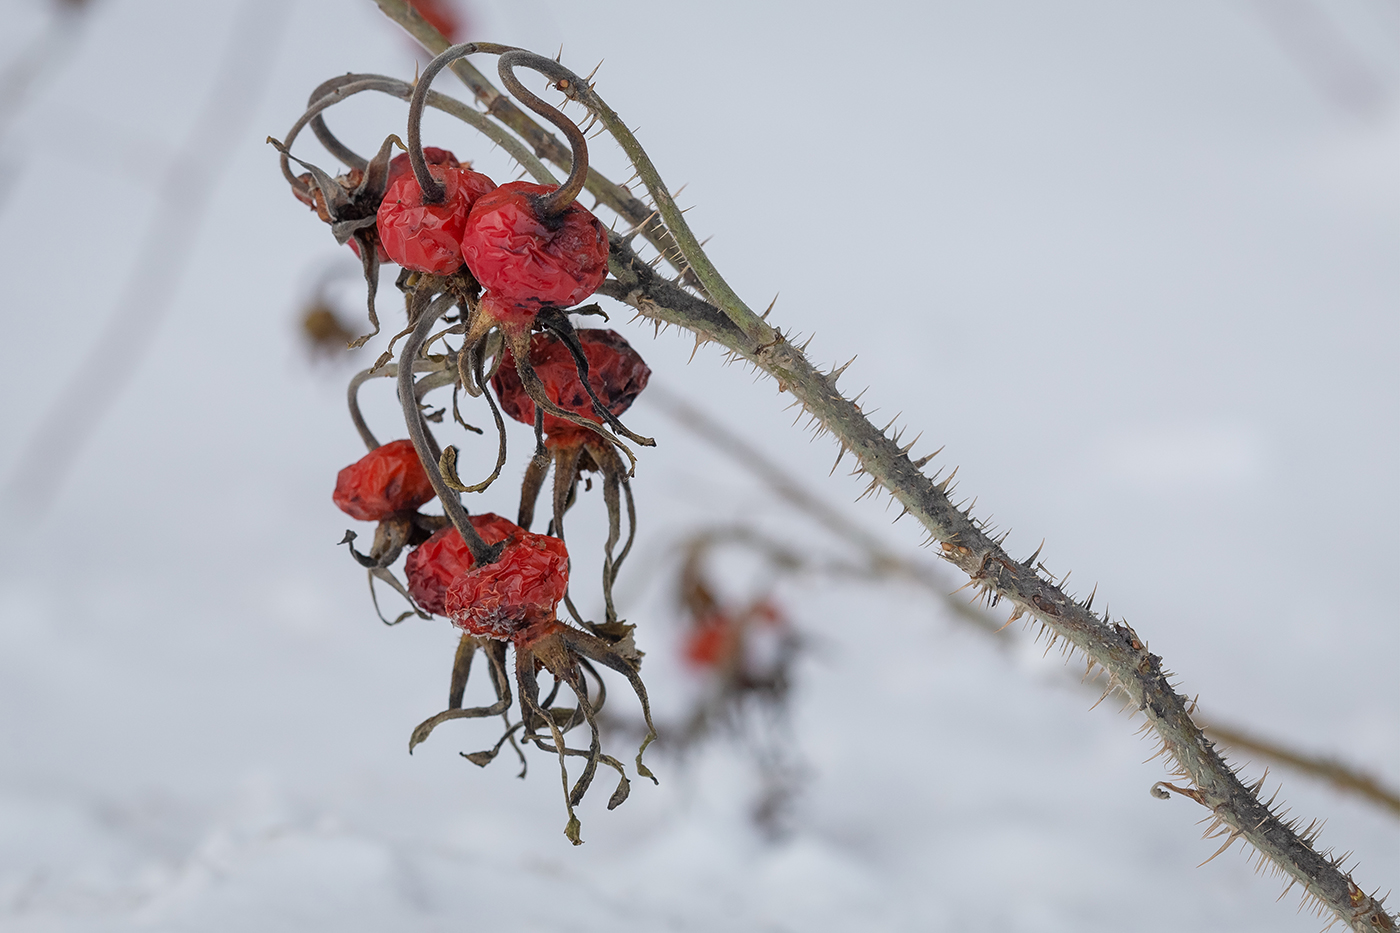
(0, 0, 1396, 930)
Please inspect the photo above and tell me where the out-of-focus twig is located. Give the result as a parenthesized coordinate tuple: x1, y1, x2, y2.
(3, 0, 288, 521)
(1202, 722, 1400, 819)
(643, 383, 1008, 638)
(1243, 0, 1390, 116)
(0, 1, 91, 211)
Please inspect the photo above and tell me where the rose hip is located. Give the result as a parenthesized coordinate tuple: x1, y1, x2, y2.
(445, 531, 570, 639)
(333, 439, 436, 521)
(404, 512, 523, 616)
(377, 162, 496, 274)
(388, 147, 458, 188)
(492, 329, 650, 442)
(461, 181, 609, 323)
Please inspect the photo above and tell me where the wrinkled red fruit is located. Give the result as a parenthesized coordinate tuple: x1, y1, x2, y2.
(492, 329, 650, 442)
(445, 531, 569, 639)
(387, 147, 459, 188)
(350, 149, 461, 264)
(404, 513, 523, 616)
(460, 181, 609, 323)
(377, 162, 496, 274)
(333, 439, 436, 521)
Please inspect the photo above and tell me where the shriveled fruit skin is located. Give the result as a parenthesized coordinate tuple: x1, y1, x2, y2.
(387, 148, 459, 187)
(349, 150, 461, 264)
(332, 439, 436, 521)
(460, 181, 609, 318)
(377, 163, 496, 274)
(445, 531, 570, 639)
(492, 329, 650, 442)
(404, 513, 522, 616)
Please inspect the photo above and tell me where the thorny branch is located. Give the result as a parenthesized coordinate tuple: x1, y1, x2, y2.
(647, 387, 1400, 823)
(368, 6, 1396, 929)
(612, 236, 1399, 933)
(1201, 722, 1400, 821)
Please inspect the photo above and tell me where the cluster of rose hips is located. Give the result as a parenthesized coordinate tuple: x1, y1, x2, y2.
(276, 44, 660, 844)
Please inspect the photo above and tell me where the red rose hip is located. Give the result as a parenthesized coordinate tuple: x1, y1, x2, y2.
(377, 162, 496, 274)
(404, 512, 523, 616)
(348, 148, 461, 264)
(460, 181, 609, 322)
(492, 329, 650, 442)
(445, 531, 570, 639)
(387, 147, 459, 188)
(332, 439, 437, 521)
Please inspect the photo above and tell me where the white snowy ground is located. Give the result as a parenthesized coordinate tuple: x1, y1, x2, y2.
(0, 0, 1396, 930)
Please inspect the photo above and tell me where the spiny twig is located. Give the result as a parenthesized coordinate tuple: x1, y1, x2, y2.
(656, 387, 1400, 824)
(605, 232, 1396, 933)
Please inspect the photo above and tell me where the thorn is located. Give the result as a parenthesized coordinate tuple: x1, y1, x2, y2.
(1023, 539, 1045, 567)
(997, 607, 1025, 632)
(1089, 679, 1117, 711)
(555, 44, 563, 63)
(935, 466, 959, 493)
(1083, 583, 1098, 611)
(856, 476, 882, 502)
(829, 356, 856, 382)
(586, 60, 603, 82)
(670, 182, 688, 198)
(912, 445, 944, 469)
(830, 444, 848, 476)
(688, 332, 707, 363)
(1199, 829, 1244, 867)
(900, 432, 923, 455)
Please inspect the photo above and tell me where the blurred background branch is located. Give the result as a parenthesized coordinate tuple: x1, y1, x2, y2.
(3, 0, 287, 522)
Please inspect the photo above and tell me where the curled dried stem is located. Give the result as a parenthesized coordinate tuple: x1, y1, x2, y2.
(497, 50, 590, 218)
(396, 294, 500, 566)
